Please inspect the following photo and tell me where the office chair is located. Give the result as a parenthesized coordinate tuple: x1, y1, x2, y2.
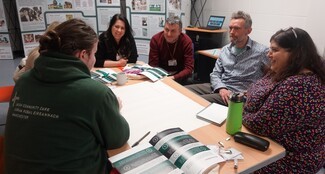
(0, 85, 14, 103)
(0, 86, 14, 173)
(0, 135, 3, 174)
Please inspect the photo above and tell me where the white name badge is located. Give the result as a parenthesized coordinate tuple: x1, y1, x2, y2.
(168, 59, 177, 66)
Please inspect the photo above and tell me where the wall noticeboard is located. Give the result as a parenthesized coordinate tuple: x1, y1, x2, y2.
(0, 1, 13, 59)
(15, 0, 190, 57)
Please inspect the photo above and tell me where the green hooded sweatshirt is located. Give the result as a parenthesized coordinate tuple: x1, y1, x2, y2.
(5, 52, 130, 174)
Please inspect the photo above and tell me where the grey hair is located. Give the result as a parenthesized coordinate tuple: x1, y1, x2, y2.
(231, 11, 252, 28)
(166, 15, 182, 30)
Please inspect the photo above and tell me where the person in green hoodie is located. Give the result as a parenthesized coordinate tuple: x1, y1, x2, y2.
(4, 18, 130, 174)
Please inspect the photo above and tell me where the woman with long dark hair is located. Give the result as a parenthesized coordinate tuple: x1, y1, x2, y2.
(95, 13, 138, 67)
(243, 27, 325, 173)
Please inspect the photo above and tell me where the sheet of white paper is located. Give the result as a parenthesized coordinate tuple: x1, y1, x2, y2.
(112, 81, 208, 145)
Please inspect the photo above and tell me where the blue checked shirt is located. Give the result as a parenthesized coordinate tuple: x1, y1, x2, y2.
(210, 37, 269, 92)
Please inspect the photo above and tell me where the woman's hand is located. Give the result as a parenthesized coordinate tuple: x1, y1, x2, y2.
(118, 58, 128, 67)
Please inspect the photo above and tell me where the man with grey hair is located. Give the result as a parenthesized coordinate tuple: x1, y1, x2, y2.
(149, 15, 194, 85)
(186, 11, 269, 106)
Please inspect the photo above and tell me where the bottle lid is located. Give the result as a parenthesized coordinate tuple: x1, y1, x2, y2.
(230, 93, 246, 103)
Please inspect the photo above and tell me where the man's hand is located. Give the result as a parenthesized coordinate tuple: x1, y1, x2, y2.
(219, 88, 231, 105)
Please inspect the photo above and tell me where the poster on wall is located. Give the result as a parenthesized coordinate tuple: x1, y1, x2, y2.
(16, 0, 98, 56)
(0, 1, 13, 59)
(44, 13, 97, 31)
(16, 0, 96, 32)
(16, 0, 47, 31)
(125, 0, 190, 56)
(131, 14, 164, 39)
(135, 39, 150, 55)
(14, 0, 189, 57)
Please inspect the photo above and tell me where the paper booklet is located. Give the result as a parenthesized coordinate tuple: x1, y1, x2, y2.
(91, 68, 117, 84)
(122, 64, 169, 82)
(109, 128, 225, 174)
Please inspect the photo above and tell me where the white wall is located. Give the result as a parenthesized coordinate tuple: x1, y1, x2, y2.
(193, 0, 325, 56)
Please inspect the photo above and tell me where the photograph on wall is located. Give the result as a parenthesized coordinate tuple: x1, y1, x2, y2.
(149, 4, 161, 11)
(128, 0, 165, 13)
(19, 6, 43, 22)
(132, 0, 147, 11)
(0, 34, 9, 44)
(23, 33, 35, 43)
(63, 1, 73, 9)
(47, 0, 64, 9)
(0, 1, 8, 32)
(0, 19, 6, 30)
(0, 34, 13, 59)
(168, 0, 181, 11)
(97, 0, 120, 6)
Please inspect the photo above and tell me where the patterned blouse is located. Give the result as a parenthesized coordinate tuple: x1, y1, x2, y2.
(243, 73, 325, 173)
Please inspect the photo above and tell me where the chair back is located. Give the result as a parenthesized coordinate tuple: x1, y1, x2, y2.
(0, 136, 4, 174)
(0, 85, 14, 103)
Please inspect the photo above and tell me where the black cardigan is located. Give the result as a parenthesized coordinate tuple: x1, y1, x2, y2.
(95, 32, 138, 67)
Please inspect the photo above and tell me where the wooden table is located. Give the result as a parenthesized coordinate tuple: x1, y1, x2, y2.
(185, 27, 227, 33)
(106, 72, 285, 174)
(197, 48, 220, 59)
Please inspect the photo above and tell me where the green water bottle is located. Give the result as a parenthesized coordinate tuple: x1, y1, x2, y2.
(226, 93, 245, 135)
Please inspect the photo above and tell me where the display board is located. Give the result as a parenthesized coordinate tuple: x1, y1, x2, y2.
(126, 0, 190, 55)
(0, 1, 13, 59)
(15, 0, 189, 56)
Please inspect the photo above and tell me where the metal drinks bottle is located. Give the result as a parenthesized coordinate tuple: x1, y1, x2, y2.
(226, 93, 245, 135)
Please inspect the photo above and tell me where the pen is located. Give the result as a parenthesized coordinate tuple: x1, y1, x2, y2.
(234, 158, 238, 169)
(131, 131, 150, 147)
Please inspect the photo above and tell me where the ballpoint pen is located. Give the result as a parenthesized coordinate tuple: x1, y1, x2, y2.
(131, 131, 151, 147)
